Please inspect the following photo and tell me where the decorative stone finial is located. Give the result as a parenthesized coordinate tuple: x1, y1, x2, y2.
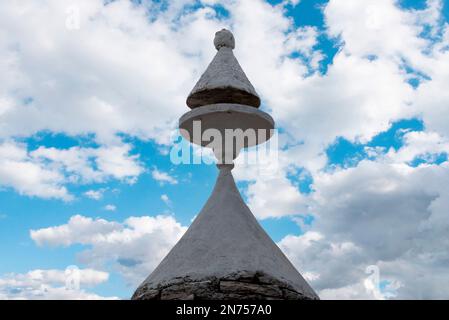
(132, 29, 319, 301)
(214, 29, 235, 50)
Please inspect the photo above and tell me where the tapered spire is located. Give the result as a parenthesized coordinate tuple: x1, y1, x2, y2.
(132, 29, 318, 300)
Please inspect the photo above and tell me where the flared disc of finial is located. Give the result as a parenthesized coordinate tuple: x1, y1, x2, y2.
(179, 103, 274, 165)
(186, 29, 261, 109)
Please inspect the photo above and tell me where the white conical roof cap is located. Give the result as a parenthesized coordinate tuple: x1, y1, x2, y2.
(186, 29, 261, 108)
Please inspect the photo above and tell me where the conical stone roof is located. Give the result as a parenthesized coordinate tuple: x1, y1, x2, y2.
(186, 29, 261, 108)
(133, 166, 318, 300)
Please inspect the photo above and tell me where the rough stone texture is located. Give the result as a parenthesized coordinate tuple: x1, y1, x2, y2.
(220, 281, 283, 297)
(186, 30, 260, 109)
(132, 168, 319, 300)
(132, 271, 317, 300)
(214, 29, 235, 50)
(135, 288, 160, 300)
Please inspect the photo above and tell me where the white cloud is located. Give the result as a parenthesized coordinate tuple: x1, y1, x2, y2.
(325, 0, 427, 61)
(386, 131, 449, 163)
(319, 282, 380, 300)
(161, 194, 171, 206)
(0, 141, 143, 200)
(84, 189, 104, 200)
(93, 145, 143, 183)
(31, 143, 143, 184)
(0, 141, 71, 200)
(31, 215, 121, 247)
(415, 29, 449, 140)
(243, 172, 308, 219)
(30, 214, 187, 286)
(0, 268, 116, 300)
(278, 158, 449, 299)
(104, 204, 116, 211)
(226, 0, 449, 299)
(151, 168, 178, 185)
(233, 138, 312, 219)
(272, 1, 449, 299)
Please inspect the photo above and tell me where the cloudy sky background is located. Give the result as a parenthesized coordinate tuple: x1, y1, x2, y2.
(1, 0, 449, 299)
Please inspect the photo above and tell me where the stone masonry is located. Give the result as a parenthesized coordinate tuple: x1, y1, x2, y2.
(132, 271, 316, 300)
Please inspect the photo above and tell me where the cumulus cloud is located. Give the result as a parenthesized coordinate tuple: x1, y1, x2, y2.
(31, 215, 120, 247)
(161, 194, 171, 206)
(84, 189, 104, 200)
(234, 146, 310, 219)
(279, 158, 449, 299)
(234, 0, 449, 299)
(386, 131, 449, 163)
(31, 143, 143, 184)
(0, 268, 116, 300)
(0, 140, 143, 200)
(30, 214, 187, 286)
(104, 204, 116, 211)
(151, 168, 178, 185)
(0, 141, 71, 200)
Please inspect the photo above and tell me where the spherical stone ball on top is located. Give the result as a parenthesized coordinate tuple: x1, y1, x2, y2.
(214, 29, 235, 50)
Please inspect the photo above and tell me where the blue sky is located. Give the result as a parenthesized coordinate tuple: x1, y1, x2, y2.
(1, 0, 449, 299)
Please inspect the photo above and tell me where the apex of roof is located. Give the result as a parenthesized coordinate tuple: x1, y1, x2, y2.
(186, 29, 261, 109)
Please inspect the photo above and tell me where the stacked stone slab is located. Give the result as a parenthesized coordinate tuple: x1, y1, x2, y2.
(132, 29, 319, 300)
